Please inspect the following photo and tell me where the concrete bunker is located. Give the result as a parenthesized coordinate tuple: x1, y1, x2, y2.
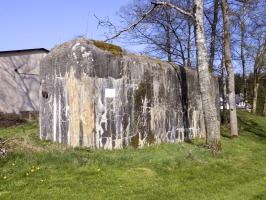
(40, 38, 219, 149)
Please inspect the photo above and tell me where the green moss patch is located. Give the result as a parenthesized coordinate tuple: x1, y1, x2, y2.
(92, 40, 123, 56)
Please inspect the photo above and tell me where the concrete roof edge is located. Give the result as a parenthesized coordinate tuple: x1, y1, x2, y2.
(0, 48, 50, 54)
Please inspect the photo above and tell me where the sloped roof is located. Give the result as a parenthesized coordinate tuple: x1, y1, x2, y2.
(0, 48, 49, 55)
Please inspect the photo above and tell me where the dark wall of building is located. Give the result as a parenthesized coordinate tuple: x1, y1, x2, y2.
(40, 38, 219, 149)
(0, 51, 48, 113)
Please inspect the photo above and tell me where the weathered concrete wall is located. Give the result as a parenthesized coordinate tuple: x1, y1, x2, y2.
(40, 38, 219, 149)
(0, 51, 48, 113)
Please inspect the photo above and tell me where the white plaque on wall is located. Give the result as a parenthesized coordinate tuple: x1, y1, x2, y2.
(105, 88, 116, 98)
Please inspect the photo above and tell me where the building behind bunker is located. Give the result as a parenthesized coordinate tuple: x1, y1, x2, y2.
(40, 38, 219, 149)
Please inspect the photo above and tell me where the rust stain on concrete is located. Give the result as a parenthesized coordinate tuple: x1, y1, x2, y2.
(80, 76, 95, 147)
(67, 68, 80, 147)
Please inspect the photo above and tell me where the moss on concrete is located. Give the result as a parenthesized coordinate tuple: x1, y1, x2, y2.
(92, 40, 123, 56)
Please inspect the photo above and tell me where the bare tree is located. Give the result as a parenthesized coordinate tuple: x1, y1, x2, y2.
(116, 0, 193, 65)
(228, 0, 266, 110)
(193, 0, 221, 147)
(240, 0, 247, 107)
(245, 0, 266, 113)
(263, 96, 266, 116)
(221, 52, 228, 123)
(208, 0, 219, 71)
(186, 0, 192, 67)
(221, 0, 238, 137)
(164, 7, 172, 62)
(252, 43, 266, 113)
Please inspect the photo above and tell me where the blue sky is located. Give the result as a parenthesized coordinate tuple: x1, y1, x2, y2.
(0, 0, 131, 51)
(0, 0, 248, 73)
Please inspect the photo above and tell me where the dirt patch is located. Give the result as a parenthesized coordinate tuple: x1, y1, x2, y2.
(0, 113, 26, 128)
(0, 137, 47, 158)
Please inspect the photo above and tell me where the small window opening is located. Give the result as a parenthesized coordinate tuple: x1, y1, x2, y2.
(42, 91, 49, 99)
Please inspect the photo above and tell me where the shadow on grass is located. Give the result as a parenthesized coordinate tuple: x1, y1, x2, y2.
(220, 125, 231, 138)
(238, 117, 266, 139)
(221, 133, 231, 138)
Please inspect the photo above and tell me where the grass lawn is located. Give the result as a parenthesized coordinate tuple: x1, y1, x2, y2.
(0, 111, 265, 200)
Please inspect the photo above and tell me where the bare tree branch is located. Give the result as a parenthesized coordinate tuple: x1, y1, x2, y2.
(94, 14, 118, 33)
(204, 11, 212, 26)
(151, 1, 194, 19)
(105, 4, 159, 42)
(105, 1, 194, 42)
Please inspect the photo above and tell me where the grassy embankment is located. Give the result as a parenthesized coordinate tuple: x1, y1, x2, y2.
(0, 111, 265, 199)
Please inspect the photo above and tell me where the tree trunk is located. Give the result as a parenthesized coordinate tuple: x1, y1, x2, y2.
(187, 0, 191, 67)
(241, 0, 247, 109)
(222, 56, 228, 124)
(194, 0, 221, 149)
(263, 97, 266, 116)
(165, 9, 172, 62)
(253, 74, 259, 114)
(208, 0, 219, 71)
(252, 43, 266, 114)
(221, 0, 238, 137)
